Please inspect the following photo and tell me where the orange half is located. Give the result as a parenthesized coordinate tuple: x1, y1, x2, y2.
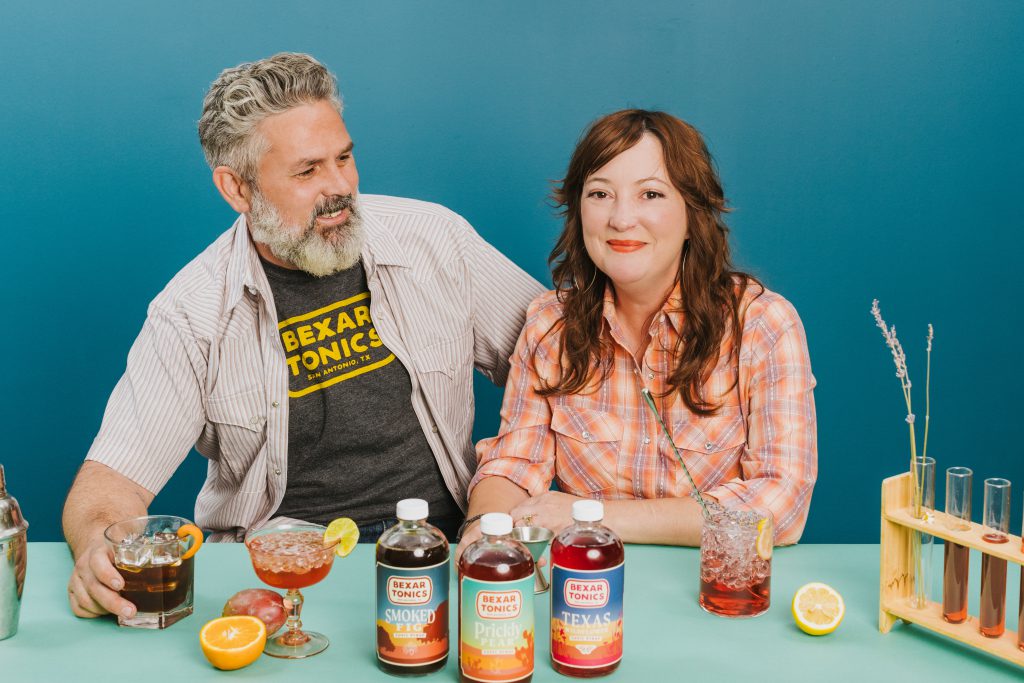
(177, 524, 204, 560)
(200, 615, 267, 670)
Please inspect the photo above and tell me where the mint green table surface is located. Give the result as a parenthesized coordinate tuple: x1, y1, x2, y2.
(2, 543, 1021, 681)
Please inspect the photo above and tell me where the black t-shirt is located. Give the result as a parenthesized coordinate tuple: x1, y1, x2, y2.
(261, 257, 459, 526)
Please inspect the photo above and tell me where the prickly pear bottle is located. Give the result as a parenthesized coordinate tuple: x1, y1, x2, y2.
(458, 512, 534, 683)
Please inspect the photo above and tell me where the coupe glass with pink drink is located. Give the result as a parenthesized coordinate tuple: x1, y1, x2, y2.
(245, 523, 335, 658)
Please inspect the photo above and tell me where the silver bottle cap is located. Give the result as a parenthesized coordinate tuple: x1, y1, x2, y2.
(0, 465, 29, 542)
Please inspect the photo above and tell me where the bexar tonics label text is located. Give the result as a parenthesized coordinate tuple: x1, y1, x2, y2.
(550, 563, 624, 669)
(460, 575, 534, 682)
(376, 561, 449, 668)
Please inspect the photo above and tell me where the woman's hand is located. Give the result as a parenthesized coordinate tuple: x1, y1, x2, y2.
(510, 491, 581, 536)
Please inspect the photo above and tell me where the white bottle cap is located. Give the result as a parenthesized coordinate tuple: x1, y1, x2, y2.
(480, 512, 513, 536)
(573, 500, 604, 522)
(396, 498, 429, 521)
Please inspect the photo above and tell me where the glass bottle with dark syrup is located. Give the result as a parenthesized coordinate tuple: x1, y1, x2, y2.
(376, 499, 449, 675)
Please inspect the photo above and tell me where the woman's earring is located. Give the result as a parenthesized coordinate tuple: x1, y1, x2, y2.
(576, 267, 598, 294)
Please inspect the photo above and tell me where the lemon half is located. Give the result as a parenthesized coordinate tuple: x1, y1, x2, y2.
(755, 517, 773, 560)
(792, 582, 845, 636)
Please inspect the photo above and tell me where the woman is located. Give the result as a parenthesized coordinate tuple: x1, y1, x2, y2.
(460, 110, 816, 550)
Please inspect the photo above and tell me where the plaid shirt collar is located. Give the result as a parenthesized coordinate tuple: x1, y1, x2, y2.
(601, 280, 686, 342)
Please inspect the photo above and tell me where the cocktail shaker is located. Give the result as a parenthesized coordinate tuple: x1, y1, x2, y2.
(0, 464, 29, 640)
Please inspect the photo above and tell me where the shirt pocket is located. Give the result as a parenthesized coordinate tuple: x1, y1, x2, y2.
(550, 405, 620, 495)
(412, 331, 474, 434)
(205, 388, 267, 489)
(671, 407, 746, 490)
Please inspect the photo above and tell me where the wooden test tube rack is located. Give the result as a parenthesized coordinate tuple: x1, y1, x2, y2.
(880, 471, 1024, 666)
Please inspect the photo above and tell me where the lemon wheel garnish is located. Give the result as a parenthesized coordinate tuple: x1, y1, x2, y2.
(324, 517, 359, 557)
(755, 517, 773, 560)
(792, 582, 845, 636)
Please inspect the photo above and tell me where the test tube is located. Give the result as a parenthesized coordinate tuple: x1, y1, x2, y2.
(1019, 502, 1024, 651)
(942, 467, 972, 623)
(979, 478, 1010, 637)
(917, 456, 936, 511)
(910, 456, 936, 608)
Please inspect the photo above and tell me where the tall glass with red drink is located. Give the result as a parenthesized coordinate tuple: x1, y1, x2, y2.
(699, 505, 773, 617)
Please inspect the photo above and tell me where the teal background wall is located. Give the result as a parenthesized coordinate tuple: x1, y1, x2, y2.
(2, 2, 1021, 543)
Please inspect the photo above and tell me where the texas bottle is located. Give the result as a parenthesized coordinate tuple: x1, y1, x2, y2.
(550, 500, 624, 677)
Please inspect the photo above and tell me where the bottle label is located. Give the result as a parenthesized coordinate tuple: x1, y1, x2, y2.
(460, 575, 534, 682)
(550, 562, 624, 669)
(376, 560, 449, 667)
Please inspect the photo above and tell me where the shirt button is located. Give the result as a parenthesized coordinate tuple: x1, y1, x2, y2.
(249, 416, 259, 425)
(431, 425, 439, 433)
(647, 371, 655, 380)
(705, 441, 714, 451)
(582, 431, 591, 440)
(274, 468, 281, 475)
(272, 401, 279, 408)
(633, 368, 639, 375)
(643, 436, 651, 445)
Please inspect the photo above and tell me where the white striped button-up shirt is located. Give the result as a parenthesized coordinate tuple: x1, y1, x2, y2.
(86, 194, 544, 541)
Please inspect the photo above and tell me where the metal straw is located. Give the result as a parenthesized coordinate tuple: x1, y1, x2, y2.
(641, 388, 713, 521)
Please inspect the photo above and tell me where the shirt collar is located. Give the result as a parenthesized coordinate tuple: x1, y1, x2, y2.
(359, 202, 409, 278)
(224, 214, 270, 312)
(223, 200, 411, 312)
(663, 281, 685, 335)
(601, 280, 685, 336)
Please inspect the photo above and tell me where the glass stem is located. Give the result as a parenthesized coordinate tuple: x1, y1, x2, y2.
(280, 589, 310, 646)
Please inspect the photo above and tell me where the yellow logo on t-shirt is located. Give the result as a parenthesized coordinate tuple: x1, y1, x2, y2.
(278, 292, 395, 397)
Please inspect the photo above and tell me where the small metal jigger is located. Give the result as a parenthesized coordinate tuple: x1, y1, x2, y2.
(512, 526, 554, 594)
(0, 464, 29, 641)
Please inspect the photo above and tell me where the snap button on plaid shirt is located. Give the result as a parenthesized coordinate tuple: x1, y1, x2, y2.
(471, 283, 817, 544)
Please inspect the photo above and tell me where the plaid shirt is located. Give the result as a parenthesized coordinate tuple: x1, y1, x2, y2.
(471, 283, 817, 544)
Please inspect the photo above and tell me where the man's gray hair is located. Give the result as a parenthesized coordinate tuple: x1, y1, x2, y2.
(198, 52, 343, 183)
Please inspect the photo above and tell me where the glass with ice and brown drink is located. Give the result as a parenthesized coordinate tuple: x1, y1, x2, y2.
(246, 523, 335, 658)
(699, 505, 773, 617)
(103, 515, 204, 629)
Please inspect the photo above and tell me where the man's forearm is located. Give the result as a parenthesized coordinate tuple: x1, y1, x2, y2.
(63, 461, 154, 558)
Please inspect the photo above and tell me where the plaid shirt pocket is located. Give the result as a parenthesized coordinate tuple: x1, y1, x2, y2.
(670, 407, 747, 493)
(550, 405, 621, 495)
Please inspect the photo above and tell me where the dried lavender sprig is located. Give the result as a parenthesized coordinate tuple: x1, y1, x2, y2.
(640, 388, 712, 520)
(871, 300, 912, 411)
(871, 299, 920, 515)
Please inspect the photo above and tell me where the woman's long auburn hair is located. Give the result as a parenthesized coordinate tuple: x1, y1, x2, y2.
(542, 109, 762, 414)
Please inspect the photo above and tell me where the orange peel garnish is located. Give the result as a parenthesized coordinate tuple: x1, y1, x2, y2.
(178, 523, 204, 560)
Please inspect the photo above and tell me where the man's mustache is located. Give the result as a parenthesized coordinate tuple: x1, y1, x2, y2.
(315, 194, 356, 218)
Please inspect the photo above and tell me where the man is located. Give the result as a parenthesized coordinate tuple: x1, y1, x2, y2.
(63, 53, 543, 620)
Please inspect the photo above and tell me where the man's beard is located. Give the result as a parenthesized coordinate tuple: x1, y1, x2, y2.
(248, 190, 365, 277)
